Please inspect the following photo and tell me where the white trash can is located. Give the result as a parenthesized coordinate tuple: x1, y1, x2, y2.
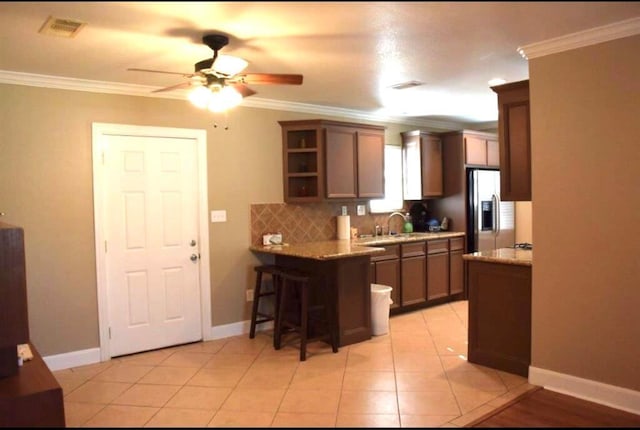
(371, 284, 393, 335)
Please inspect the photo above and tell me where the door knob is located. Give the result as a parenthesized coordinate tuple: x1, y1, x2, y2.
(190, 254, 200, 262)
(190, 239, 197, 246)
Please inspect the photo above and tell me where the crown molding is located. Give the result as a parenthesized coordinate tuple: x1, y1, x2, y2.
(0, 70, 465, 131)
(518, 16, 640, 59)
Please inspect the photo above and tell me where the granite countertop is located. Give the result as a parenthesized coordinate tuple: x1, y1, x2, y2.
(250, 231, 466, 261)
(463, 248, 532, 266)
(250, 240, 386, 261)
(351, 231, 465, 246)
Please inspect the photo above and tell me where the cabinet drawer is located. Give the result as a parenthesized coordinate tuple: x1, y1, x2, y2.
(427, 239, 449, 254)
(449, 237, 464, 251)
(401, 242, 425, 257)
(371, 245, 400, 262)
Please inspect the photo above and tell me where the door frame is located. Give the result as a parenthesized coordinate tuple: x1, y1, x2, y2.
(92, 122, 211, 361)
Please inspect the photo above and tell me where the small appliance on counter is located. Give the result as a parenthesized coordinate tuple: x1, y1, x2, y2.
(408, 202, 430, 232)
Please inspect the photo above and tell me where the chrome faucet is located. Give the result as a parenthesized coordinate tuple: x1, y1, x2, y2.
(387, 211, 407, 235)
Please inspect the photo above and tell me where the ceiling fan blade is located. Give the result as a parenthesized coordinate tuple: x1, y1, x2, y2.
(230, 83, 257, 98)
(235, 73, 303, 85)
(128, 67, 194, 78)
(151, 82, 192, 93)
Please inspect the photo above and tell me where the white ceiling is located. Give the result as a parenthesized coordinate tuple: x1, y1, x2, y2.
(1, 2, 639, 129)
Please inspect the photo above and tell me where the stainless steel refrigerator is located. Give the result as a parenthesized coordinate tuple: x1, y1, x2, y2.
(467, 169, 515, 252)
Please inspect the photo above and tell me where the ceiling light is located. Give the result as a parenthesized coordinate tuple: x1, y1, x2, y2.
(188, 83, 243, 112)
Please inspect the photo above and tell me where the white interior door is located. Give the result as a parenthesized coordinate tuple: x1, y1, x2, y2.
(103, 134, 202, 357)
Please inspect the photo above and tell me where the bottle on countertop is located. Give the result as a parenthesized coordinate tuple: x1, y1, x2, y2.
(403, 213, 413, 233)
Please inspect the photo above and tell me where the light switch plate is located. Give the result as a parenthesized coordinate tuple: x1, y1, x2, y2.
(210, 210, 227, 223)
(356, 205, 366, 216)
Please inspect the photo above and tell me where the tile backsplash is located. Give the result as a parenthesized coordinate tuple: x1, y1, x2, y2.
(250, 202, 406, 245)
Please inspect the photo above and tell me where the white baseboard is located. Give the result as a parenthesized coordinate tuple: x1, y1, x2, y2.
(44, 320, 271, 371)
(209, 319, 273, 340)
(529, 366, 640, 415)
(43, 347, 101, 371)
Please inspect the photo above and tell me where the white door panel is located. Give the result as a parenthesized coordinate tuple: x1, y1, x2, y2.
(105, 135, 201, 357)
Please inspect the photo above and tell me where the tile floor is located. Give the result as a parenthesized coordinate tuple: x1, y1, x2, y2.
(53, 300, 537, 427)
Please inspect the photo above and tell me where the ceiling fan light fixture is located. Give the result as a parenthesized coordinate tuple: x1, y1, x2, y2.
(188, 85, 213, 109)
(213, 55, 249, 77)
(207, 85, 243, 112)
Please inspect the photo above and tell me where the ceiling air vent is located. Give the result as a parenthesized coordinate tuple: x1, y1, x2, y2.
(389, 80, 424, 90)
(39, 16, 86, 38)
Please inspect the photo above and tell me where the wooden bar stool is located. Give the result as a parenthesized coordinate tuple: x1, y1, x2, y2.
(249, 265, 281, 339)
(274, 268, 339, 361)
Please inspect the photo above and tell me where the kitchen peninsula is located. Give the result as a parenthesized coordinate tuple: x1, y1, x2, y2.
(250, 231, 467, 347)
(464, 247, 532, 376)
(250, 240, 385, 346)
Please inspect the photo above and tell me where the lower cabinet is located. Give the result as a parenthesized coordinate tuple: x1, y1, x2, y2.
(426, 239, 449, 302)
(401, 242, 427, 306)
(370, 236, 466, 315)
(449, 237, 465, 297)
(370, 245, 400, 311)
(467, 259, 532, 377)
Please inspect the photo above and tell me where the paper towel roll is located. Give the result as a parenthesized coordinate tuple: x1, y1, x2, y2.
(337, 215, 351, 240)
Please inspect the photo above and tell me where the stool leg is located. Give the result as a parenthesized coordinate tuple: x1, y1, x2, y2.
(325, 287, 339, 353)
(274, 278, 287, 350)
(300, 280, 308, 361)
(249, 270, 263, 339)
(272, 273, 281, 349)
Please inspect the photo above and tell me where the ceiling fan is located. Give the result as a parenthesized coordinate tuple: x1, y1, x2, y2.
(128, 34, 303, 111)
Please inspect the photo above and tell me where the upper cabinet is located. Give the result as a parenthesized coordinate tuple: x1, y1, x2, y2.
(464, 132, 499, 168)
(491, 80, 531, 201)
(279, 119, 385, 202)
(401, 130, 443, 199)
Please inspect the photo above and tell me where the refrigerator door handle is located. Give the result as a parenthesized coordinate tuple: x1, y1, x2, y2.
(496, 194, 501, 235)
(491, 194, 499, 235)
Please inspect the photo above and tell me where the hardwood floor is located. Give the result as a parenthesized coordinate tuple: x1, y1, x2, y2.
(468, 387, 640, 428)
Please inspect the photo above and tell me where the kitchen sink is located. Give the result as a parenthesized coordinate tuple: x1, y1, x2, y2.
(354, 232, 441, 245)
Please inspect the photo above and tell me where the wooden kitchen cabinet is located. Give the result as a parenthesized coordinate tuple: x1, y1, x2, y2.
(449, 237, 465, 297)
(280, 119, 385, 202)
(401, 130, 443, 199)
(400, 242, 427, 307)
(467, 259, 532, 376)
(325, 123, 385, 199)
(491, 80, 531, 201)
(370, 245, 400, 311)
(426, 239, 449, 302)
(279, 120, 325, 202)
(464, 133, 500, 168)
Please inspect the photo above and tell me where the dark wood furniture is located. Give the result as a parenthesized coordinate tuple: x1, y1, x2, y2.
(369, 245, 400, 311)
(273, 253, 372, 347)
(249, 265, 280, 340)
(467, 258, 532, 377)
(0, 222, 30, 378)
(0, 343, 65, 427)
(274, 268, 339, 361)
(368, 235, 467, 316)
(401, 130, 444, 199)
(279, 119, 386, 202)
(0, 222, 65, 426)
(491, 80, 531, 201)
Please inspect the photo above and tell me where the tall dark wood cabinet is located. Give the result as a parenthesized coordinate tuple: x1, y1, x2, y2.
(0, 222, 65, 427)
(0, 222, 30, 378)
(491, 80, 532, 201)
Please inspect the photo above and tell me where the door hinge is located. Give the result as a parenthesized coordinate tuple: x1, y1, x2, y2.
(108, 327, 111, 339)
(101, 151, 105, 165)
(104, 240, 107, 253)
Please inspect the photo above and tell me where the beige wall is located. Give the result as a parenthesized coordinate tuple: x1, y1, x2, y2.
(530, 35, 640, 391)
(515, 201, 532, 243)
(0, 83, 418, 356)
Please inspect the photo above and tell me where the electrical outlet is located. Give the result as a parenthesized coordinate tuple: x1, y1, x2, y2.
(246, 289, 254, 302)
(210, 210, 227, 223)
(341, 206, 348, 216)
(357, 205, 366, 216)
